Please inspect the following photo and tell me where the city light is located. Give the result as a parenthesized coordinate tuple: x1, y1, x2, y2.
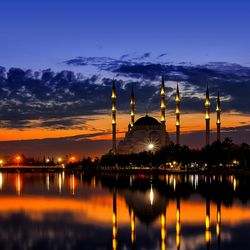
(69, 156, 76, 163)
(15, 155, 22, 166)
(0, 159, 3, 167)
(148, 143, 154, 151)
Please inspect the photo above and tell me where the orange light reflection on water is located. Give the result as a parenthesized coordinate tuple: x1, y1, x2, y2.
(0, 195, 248, 227)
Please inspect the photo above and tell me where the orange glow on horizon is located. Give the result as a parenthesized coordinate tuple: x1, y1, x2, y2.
(0, 112, 248, 142)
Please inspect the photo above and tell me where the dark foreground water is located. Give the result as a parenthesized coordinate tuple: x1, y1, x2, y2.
(0, 172, 249, 250)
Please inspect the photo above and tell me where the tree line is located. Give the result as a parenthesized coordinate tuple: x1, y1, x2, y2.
(100, 138, 250, 168)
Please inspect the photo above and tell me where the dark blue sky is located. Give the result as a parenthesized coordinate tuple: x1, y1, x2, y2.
(0, 0, 250, 69)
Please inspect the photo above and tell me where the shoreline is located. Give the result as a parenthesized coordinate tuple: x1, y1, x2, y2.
(0, 165, 249, 175)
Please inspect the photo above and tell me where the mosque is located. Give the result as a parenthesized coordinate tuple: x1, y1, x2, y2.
(111, 78, 221, 154)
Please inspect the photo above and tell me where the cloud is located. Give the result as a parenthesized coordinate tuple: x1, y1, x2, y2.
(120, 54, 130, 60)
(156, 53, 168, 59)
(132, 52, 151, 60)
(0, 68, 174, 130)
(0, 56, 249, 131)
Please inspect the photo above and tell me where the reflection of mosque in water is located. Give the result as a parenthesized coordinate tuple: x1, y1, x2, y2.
(112, 181, 222, 250)
(0, 172, 246, 250)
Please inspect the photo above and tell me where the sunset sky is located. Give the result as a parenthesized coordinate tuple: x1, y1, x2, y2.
(0, 0, 249, 156)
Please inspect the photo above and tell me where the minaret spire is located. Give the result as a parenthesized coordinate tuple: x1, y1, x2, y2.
(176, 83, 180, 144)
(130, 84, 135, 128)
(205, 84, 210, 146)
(111, 80, 117, 153)
(160, 76, 166, 131)
(216, 92, 221, 142)
(160, 76, 167, 148)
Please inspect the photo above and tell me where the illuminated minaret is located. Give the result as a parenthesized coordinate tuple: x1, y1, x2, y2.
(205, 85, 211, 145)
(160, 76, 166, 147)
(160, 76, 166, 131)
(130, 85, 135, 128)
(111, 80, 117, 153)
(176, 83, 180, 145)
(216, 92, 221, 142)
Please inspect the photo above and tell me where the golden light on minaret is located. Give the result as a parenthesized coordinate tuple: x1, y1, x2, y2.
(216, 92, 221, 142)
(160, 76, 166, 127)
(111, 80, 117, 153)
(161, 212, 167, 250)
(176, 83, 180, 144)
(176, 198, 181, 250)
(112, 190, 118, 250)
(130, 85, 135, 128)
(160, 76, 166, 147)
(205, 85, 211, 145)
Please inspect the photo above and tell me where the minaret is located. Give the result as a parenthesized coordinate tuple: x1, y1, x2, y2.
(176, 83, 180, 145)
(160, 76, 166, 131)
(130, 85, 135, 128)
(111, 80, 117, 153)
(216, 92, 221, 142)
(205, 85, 210, 146)
(160, 76, 166, 148)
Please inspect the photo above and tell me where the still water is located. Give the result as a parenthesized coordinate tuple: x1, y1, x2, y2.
(0, 171, 249, 250)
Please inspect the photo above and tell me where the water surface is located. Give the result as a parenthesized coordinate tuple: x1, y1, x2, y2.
(0, 172, 249, 250)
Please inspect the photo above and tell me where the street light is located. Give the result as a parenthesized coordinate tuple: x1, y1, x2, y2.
(15, 156, 21, 166)
(69, 156, 76, 163)
(0, 159, 3, 167)
(57, 157, 63, 165)
(148, 143, 154, 151)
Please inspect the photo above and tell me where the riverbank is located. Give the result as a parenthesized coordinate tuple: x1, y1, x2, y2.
(0, 165, 249, 176)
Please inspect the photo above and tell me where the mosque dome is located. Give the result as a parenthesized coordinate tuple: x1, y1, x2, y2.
(134, 115, 161, 126)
